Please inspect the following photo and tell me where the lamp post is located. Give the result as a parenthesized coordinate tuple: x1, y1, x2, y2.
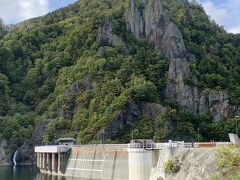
(131, 129, 138, 142)
(235, 116, 239, 136)
(102, 129, 105, 144)
(197, 128, 200, 142)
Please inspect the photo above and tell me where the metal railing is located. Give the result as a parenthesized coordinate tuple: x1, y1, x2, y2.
(73, 144, 129, 150)
(128, 141, 233, 150)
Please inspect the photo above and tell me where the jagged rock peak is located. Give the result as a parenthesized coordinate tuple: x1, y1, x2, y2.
(125, 0, 187, 59)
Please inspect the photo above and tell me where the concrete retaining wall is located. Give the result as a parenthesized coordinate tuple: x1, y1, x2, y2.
(64, 145, 129, 180)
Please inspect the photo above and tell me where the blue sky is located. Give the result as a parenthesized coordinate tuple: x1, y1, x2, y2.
(195, 0, 240, 33)
(48, 0, 76, 11)
(0, 0, 239, 33)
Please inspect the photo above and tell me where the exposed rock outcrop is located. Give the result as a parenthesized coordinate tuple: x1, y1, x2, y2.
(125, 0, 198, 113)
(0, 139, 8, 165)
(150, 147, 219, 180)
(60, 76, 93, 119)
(166, 148, 218, 180)
(65, 75, 93, 95)
(98, 100, 166, 139)
(18, 120, 49, 165)
(97, 19, 124, 47)
(199, 90, 239, 121)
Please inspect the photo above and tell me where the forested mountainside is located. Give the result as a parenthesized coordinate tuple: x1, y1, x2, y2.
(0, 0, 240, 163)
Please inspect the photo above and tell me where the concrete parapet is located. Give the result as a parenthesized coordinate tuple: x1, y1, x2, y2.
(35, 145, 70, 153)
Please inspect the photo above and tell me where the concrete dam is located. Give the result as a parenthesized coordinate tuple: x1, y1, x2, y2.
(35, 143, 154, 180)
(35, 137, 237, 180)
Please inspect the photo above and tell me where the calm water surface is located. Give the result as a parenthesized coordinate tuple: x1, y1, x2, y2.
(0, 166, 86, 180)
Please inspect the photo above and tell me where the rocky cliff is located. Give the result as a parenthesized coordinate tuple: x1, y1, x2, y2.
(0, 139, 9, 165)
(125, 0, 198, 113)
(98, 101, 166, 139)
(150, 147, 220, 180)
(97, 19, 124, 47)
(124, 0, 239, 121)
(199, 91, 240, 121)
(166, 148, 218, 180)
(17, 120, 49, 165)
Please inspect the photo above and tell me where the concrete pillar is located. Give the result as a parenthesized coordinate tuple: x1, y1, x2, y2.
(38, 153, 41, 168)
(47, 153, 52, 173)
(52, 153, 57, 174)
(40, 153, 43, 170)
(43, 153, 47, 172)
(58, 153, 68, 175)
(128, 148, 153, 180)
(58, 153, 61, 174)
(36, 153, 39, 168)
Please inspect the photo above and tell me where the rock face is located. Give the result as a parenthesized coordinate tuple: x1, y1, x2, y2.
(18, 120, 49, 165)
(0, 139, 8, 165)
(199, 90, 239, 121)
(150, 148, 218, 180)
(125, 0, 198, 113)
(98, 100, 166, 139)
(65, 75, 93, 95)
(97, 19, 124, 47)
(60, 75, 93, 119)
(166, 148, 218, 180)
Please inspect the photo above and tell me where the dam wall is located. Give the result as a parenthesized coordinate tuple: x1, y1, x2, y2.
(64, 144, 129, 180)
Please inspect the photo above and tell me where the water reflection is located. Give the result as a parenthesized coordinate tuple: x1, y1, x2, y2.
(0, 166, 93, 180)
(36, 173, 95, 180)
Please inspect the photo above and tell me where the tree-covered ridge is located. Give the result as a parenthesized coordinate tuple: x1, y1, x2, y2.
(165, 0, 240, 103)
(0, 0, 239, 151)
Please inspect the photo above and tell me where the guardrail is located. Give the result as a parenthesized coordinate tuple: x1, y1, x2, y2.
(35, 142, 233, 152)
(128, 142, 233, 149)
(73, 144, 129, 150)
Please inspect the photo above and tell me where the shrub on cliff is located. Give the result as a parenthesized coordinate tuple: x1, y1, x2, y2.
(164, 159, 181, 174)
(217, 145, 240, 168)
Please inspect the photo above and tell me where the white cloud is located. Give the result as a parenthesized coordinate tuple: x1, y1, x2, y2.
(201, 1, 228, 25)
(195, 0, 240, 34)
(0, 0, 49, 24)
(228, 25, 240, 34)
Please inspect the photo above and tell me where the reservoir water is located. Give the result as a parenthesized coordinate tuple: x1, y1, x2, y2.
(0, 166, 85, 180)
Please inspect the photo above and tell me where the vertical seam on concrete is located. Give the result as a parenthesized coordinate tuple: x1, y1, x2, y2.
(111, 150, 117, 180)
(80, 151, 86, 176)
(90, 149, 97, 179)
(72, 150, 79, 177)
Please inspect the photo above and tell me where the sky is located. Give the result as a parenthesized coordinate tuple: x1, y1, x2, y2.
(0, 0, 76, 24)
(0, 0, 239, 34)
(195, 0, 240, 34)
